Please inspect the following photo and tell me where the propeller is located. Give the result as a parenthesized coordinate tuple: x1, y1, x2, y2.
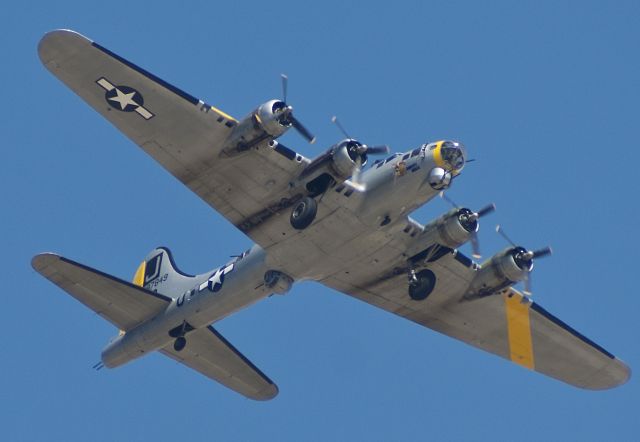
(274, 74, 316, 144)
(495, 225, 552, 296)
(331, 116, 390, 190)
(439, 192, 496, 259)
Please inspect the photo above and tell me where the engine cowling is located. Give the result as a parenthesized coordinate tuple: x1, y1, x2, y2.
(222, 99, 291, 155)
(466, 247, 532, 297)
(330, 140, 366, 179)
(409, 208, 478, 257)
(297, 140, 365, 186)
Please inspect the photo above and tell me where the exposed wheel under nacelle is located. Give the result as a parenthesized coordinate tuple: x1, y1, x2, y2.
(174, 336, 186, 352)
(290, 196, 318, 230)
(408, 269, 436, 301)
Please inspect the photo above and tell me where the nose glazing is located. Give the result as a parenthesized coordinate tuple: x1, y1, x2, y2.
(440, 141, 466, 172)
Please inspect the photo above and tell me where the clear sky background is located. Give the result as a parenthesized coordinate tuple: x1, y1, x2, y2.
(2, 1, 639, 441)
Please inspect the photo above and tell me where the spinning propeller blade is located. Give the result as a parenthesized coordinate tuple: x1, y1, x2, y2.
(331, 116, 389, 191)
(364, 145, 391, 155)
(290, 115, 316, 144)
(281, 74, 288, 104)
(278, 74, 315, 144)
(476, 203, 496, 218)
(331, 115, 351, 139)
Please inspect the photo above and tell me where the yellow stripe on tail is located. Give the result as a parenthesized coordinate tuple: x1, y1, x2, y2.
(133, 261, 146, 287)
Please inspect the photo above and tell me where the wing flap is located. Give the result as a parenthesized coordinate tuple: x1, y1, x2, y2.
(160, 326, 278, 401)
(32, 253, 171, 331)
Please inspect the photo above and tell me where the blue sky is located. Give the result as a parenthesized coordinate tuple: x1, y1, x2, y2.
(3, 1, 639, 440)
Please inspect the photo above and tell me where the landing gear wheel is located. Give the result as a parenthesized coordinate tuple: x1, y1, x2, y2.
(290, 197, 318, 230)
(174, 336, 187, 352)
(408, 269, 436, 301)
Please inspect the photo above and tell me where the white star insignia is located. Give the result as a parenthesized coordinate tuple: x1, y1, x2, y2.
(108, 88, 138, 110)
(207, 268, 225, 292)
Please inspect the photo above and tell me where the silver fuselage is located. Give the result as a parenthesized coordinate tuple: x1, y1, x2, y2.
(102, 144, 448, 368)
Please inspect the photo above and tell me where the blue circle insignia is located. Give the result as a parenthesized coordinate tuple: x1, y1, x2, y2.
(207, 268, 225, 292)
(105, 85, 144, 112)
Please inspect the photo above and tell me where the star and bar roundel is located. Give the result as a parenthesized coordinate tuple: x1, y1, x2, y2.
(96, 77, 155, 120)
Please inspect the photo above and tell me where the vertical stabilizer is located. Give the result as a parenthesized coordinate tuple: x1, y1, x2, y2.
(132, 247, 197, 298)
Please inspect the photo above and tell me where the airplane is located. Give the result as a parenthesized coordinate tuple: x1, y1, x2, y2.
(33, 29, 630, 401)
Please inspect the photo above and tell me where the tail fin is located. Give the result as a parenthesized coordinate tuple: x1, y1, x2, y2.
(132, 247, 196, 297)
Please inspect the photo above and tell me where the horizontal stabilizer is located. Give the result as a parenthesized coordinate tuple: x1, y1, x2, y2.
(161, 326, 278, 401)
(32, 253, 172, 331)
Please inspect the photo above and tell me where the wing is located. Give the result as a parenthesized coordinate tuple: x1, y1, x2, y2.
(38, 30, 306, 247)
(160, 326, 278, 401)
(321, 247, 630, 390)
(32, 253, 171, 331)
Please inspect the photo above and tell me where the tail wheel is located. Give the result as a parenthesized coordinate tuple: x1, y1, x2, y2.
(409, 269, 436, 301)
(290, 196, 318, 230)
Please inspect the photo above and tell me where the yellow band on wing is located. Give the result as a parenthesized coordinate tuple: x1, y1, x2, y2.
(433, 140, 445, 168)
(133, 261, 146, 287)
(504, 291, 535, 369)
(210, 105, 238, 122)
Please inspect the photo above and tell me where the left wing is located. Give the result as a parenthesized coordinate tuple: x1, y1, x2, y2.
(160, 326, 278, 401)
(321, 247, 630, 390)
(39, 30, 306, 248)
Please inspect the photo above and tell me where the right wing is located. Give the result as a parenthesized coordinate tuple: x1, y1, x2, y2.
(39, 30, 306, 248)
(160, 326, 278, 401)
(32, 253, 172, 331)
(322, 246, 630, 390)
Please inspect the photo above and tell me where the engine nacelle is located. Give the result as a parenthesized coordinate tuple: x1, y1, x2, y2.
(408, 208, 478, 258)
(297, 140, 364, 188)
(466, 247, 532, 297)
(330, 141, 364, 179)
(221, 99, 291, 155)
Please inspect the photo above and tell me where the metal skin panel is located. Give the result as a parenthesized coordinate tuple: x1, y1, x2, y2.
(160, 326, 278, 401)
(36, 29, 630, 393)
(322, 250, 629, 389)
(38, 30, 307, 242)
(31, 253, 171, 331)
